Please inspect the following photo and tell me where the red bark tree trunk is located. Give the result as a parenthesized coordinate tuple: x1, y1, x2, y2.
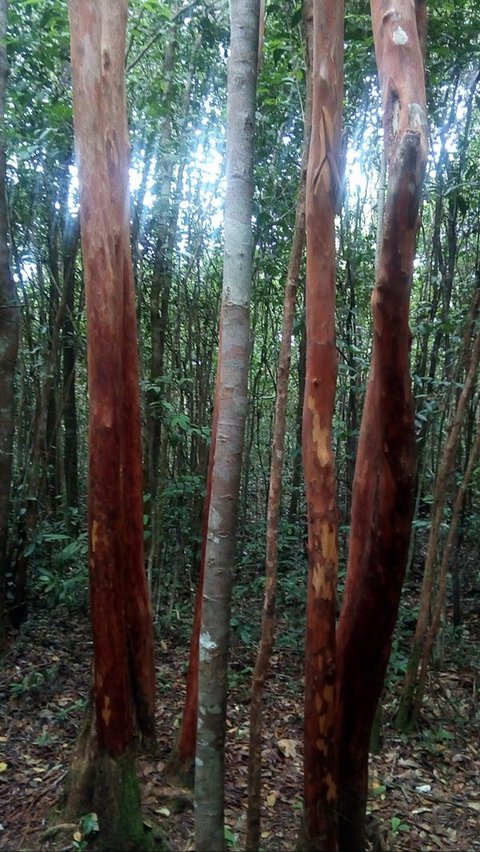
(301, 0, 343, 848)
(335, 3, 428, 849)
(68, 1, 156, 845)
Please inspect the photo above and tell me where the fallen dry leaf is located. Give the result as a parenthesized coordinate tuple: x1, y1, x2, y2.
(277, 738, 297, 759)
(266, 790, 278, 808)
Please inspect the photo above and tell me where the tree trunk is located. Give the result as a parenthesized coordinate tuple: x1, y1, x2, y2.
(0, 0, 19, 648)
(68, 1, 156, 846)
(335, 3, 428, 849)
(194, 0, 259, 846)
(300, 0, 343, 847)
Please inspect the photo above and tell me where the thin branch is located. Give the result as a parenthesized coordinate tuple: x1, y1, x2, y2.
(126, 1, 199, 73)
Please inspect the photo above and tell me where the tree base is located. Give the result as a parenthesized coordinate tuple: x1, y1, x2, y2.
(369, 701, 384, 754)
(95, 751, 151, 851)
(163, 749, 194, 790)
(60, 702, 162, 851)
(62, 699, 97, 818)
(337, 787, 366, 852)
(395, 687, 418, 733)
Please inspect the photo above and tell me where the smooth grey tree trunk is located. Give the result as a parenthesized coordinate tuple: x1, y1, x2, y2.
(194, 0, 259, 848)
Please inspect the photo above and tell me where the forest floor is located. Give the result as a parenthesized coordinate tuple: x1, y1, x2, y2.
(0, 596, 479, 852)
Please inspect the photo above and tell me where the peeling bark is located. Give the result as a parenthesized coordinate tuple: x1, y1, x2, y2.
(336, 3, 428, 849)
(68, 1, 156, 845)
(300, 0, 343, 847)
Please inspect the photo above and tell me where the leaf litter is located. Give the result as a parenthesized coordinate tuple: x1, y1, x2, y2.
(0, 601, 479, 851)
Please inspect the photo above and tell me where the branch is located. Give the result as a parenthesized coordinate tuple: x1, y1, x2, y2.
(126, 1, 199, 73)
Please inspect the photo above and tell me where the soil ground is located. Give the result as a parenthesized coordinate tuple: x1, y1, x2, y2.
(0, 601, 479, 851)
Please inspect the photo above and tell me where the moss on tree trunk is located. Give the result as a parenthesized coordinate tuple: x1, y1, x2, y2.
(94, 752, 151, 852)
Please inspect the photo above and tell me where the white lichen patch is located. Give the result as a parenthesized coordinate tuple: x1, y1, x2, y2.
(392, 98, 400, 134)
(199, 631, 217, 662)
(209, 506, 222, 532)
(223, 216, 252, 306)
(317, 56, 329, 82)
(393, 26, 408, 45)
(409, 102, 427, 130)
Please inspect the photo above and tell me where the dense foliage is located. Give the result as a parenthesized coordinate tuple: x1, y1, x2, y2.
(3, 0, 480, 705)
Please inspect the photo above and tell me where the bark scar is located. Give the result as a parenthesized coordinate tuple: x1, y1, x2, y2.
(312, 107, 341, 201)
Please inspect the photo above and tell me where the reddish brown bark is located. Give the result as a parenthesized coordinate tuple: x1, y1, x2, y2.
(415, 0, 427, 62)
(122, 233, 157, 750)
(70, 0, 135, 757)
(68, 1, 156, 844)
(301, 0, 343, 848)
(335, 3, 428, 849)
